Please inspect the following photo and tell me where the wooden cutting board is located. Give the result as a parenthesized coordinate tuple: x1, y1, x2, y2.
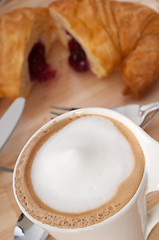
(0, 1, 159, 240)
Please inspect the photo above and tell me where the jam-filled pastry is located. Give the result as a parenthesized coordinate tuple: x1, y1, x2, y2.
(0, 7, 55, 99)
(49, 0, 122, 78)
(49, 0, 159, 98)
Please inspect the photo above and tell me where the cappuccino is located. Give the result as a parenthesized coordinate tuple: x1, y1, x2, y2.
(14, 113, 145, 228)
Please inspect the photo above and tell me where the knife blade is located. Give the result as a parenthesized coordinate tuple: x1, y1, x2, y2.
(0, 97, 25, 150)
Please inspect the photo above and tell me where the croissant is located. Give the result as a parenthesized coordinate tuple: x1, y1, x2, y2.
(49, 0, 159, 98)
(0, 7, 55, 99)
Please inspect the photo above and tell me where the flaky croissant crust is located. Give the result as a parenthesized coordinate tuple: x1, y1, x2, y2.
(49, 0, 159, 98)
(0, 7, 52, 99)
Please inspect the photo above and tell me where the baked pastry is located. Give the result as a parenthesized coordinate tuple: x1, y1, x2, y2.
(121, 16, 159, 97)
(49, 0, 159, 98)
(0, 7, 55, 99)
(49, 0, 121, 78)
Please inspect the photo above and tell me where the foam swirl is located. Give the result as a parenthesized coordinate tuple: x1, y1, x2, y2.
(31, 116, 134, 213)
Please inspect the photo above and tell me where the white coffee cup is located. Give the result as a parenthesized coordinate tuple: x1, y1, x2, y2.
(13, 107, 159, 240)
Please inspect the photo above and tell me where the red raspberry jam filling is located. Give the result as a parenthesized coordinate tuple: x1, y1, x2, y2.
(29, 41, 56, 82)
(68, 38, 89, 72)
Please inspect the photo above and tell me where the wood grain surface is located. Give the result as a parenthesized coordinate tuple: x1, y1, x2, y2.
(0, 1, 159, 240)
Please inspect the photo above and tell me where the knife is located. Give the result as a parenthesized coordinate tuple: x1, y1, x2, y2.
(0, 97, 25, 151)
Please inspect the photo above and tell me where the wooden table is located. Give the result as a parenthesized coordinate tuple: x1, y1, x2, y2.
(0, 1, 159, 240)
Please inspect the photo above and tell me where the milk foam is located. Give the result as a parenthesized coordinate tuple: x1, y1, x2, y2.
(31, 116, 134, 213)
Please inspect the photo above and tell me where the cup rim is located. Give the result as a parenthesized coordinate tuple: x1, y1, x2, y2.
(13, 107, 150, 233)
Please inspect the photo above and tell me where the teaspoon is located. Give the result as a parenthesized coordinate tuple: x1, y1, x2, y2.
(14, 213, 49, 240)
(0, 167, 49, 239)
